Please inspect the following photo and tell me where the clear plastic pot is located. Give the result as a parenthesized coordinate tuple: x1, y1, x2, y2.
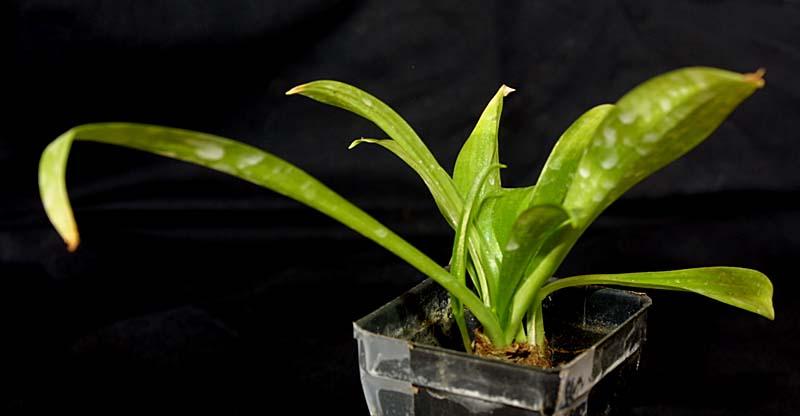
(354, 279, 652, 415)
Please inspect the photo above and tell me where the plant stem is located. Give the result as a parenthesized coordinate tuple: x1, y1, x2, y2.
(450, 296, 473, 353)
(504, 240, 572, 345)
(527, 299, 545, 346)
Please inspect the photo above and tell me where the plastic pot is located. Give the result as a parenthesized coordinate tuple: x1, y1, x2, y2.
(354, 279, 652, 415)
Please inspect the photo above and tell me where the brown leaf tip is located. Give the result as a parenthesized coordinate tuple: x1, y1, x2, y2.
(743, 68, 766, 88)
(66, 235, 80, 252)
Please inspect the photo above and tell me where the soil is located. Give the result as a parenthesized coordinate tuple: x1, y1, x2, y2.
(472, 330, 553, 368)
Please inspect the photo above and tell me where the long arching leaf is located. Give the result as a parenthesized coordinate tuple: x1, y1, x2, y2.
(38, 122, 505, 342)
(286, 80, 462, 226)
(287, 80, 498, 301)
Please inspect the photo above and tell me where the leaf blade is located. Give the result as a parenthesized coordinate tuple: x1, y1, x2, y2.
(294, 80, 501, 298)
(287, 80, 463, 226)
(39, 130, 80, 251)
(495, 204, 572, 324)
(453, 85, 514, 198)
(537, 267, 774, 320)
(38, 122, 507, 340)
(452, 163, 506, 303)
(531, 104, 615, 206)
(564, 67, 764, 227)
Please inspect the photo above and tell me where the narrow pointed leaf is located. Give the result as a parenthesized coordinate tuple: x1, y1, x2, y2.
(537, 267, 774, 320)
(453, 85, 514, 198)
(39, 122, 506, 342)
(449, 162, 506, 350)
(348, 137, 426, 182)
(564, 67, 764, 226)
(287, 80, 462, 226)
(451, 85, 515, 281)
(452, 163, 506, 303)
(289, 80, 498, 292)
(39, 131, 80, 251)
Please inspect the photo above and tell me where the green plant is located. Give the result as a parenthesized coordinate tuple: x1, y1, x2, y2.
(39, 66, 774, 354)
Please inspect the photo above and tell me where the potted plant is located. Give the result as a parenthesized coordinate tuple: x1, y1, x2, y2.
(39, 67, 774, 415)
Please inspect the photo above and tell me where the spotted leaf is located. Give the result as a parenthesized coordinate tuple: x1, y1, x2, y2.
(563, 67, 765, 227)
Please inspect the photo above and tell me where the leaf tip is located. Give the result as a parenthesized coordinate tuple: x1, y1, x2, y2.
(743, 68, 766, 89)
(285, 84, 307, 96)
(65, 233, 80, 252)
(500, 84, 516, 97)
(348, 138, 363, 150)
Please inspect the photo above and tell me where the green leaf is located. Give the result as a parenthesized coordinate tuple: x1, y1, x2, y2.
(452, 163, 506, 302)
(39, 131, 80, 251)
(495, 205, 572, 325)
(563, 67, 765, 227)
(478, 186, 536, 252)
(531, 104, 615, 206)
(450, 162, 505, 350)
(537, 267, 774, 320)
(349, 137, 425, 174)
(288, 80, 498, 299)
(507, 67, 767, 347)
(451, 84, 515, 283)
(287, 80, 462, 227)
(453, 85, 514, 199)
(39, 122, 506, 342)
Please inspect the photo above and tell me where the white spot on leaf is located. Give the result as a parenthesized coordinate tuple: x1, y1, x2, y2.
(659, 98, 672, 112)
(194, 143, 225, 161)
(600, 151, 618, 169)
(618, 111, 636, 125)
(375, 228, 388, 239)
(236, 153, 265, 169)
(642, 133, 660, 143)
(603, 127, 617, 146)
(579, 166, 591, 178)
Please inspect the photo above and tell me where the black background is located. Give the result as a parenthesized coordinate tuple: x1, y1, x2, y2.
(4, 1, 800, 414)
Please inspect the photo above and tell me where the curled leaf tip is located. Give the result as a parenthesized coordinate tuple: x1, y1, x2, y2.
(743, 68, 766, 88)
(285, 84, 306, 95)
(501, 85, 516, 97)
(348, 138, 363, 149)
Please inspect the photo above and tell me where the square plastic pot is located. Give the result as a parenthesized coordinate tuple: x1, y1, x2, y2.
(354, 279, 652, 416)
